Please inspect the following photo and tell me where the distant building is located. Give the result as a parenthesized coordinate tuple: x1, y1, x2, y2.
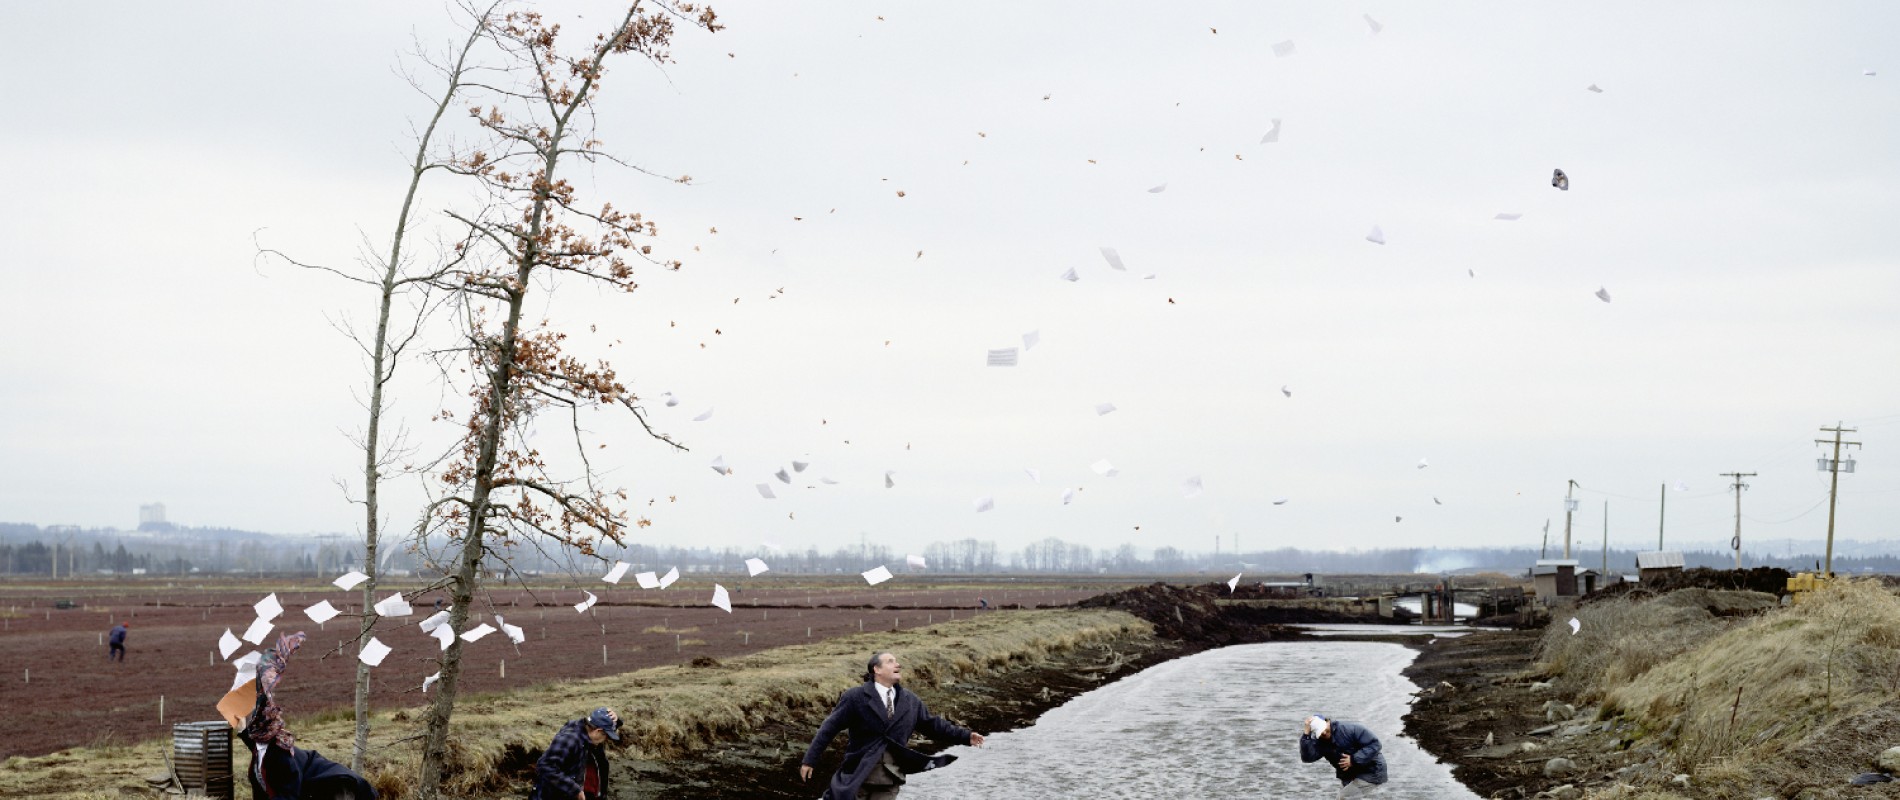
(1636, 551, 1685, 584)
(137, 503, 174, 532)
(1532, 559, 1580, 604)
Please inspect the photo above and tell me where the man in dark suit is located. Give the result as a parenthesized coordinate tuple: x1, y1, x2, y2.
(800, 651, 986, 799)
(1300, 714, 1389, 797)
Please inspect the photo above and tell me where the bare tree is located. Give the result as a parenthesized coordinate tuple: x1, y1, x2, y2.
(258, 2, 500, 772)
(411, 4, 719, 797)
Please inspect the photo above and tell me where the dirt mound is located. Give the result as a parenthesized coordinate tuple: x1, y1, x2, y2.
(1075, 582, 1290, 645)
(1581, 566, 1791, 607)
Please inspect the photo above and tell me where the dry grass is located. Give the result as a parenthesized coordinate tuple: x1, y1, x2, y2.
(0, 608, 1148, 799)
(1532, 591, 1741, 703)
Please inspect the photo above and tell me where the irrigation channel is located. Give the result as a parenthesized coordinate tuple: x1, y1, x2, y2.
(902, 640, 1481, 799)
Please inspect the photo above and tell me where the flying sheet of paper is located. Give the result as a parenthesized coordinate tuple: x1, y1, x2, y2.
(1281, 385, 1292, 397)
(304, 600, 339, 625)
(710, 456, 730, 475)
(1272, 40, 1296, 57)
(1586, 84, 1603, 93)
(1025, 468, 1041, 484)
(659, 567, 680, 589)
(1865, 70, 1878, 76)
(987, 348, 1019, 367)
(574, 591, 598, 614)
(1674, 481, 1688, 492)
(1272, 497, 1289, 505)
(1227, 573, 1242, 592)
(1147, 183, 1167, 194)
(745, 557, 769, 576)
(1261, 118, 1282, 144)
(419, 610, 450, 633)
(1434, 497, 1444, 505)
(230, 665, 258, 693)
(974, 496, 994, 512)
(1364, 14, 1383, 33)
(1091, 459, 1118, 477)
(907, 554, 928, 568)
(233, 650, 263, 674)
(241, 616, 274, 645)
(792, 460, 809, 472)
(775, 468, 791, 484)
(333, 571, 368, 591)
(359, 637, 391, 667)
(1099, 247, 1126, 271)
(1094, 402, 1116, 416)
(432, 624, 454, 651)
(1595, 287, 1612, 303)
(1022, 330, 1040, 350)
(862, 565, 894, 586)
(495, 615, 526, 644)
(1417, 459, 1429, 469)
(461, 623, 496, 643)
(218, 629, 242, 660)
(254, 593, 283, 622)
(423, 671, 441, 693)
(756, 483, 777, 499)
(662, 392, 680, 407)
(1060, 267, 1079, 282)
(1494, 212, 1522, 221)
(603, 561, 631, 584)
(1182, 476, 1204, 498)
(1366, 225, 1386, 245)
(1142, 273, 1156, 280)
(711, 584, 732, 613)
(692, 407, 714, 421)
(635, 571, 659, 589)
(1568, 617, 1581, 635)
(885, 470, 896, 489)
(373, 593, 412, 618)
(1552, 168, 1569, 190)
(1061, 488, 1075, 505)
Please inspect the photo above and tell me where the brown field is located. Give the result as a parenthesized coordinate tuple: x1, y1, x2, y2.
(0, 575, 1128, 760)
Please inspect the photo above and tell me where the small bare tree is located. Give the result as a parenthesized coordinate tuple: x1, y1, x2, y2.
(258, 2, 501, 772)
(412, 4, 719, 797)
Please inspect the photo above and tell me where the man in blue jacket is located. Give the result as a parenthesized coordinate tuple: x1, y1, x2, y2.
(530, 707, 618, 800)
(800, 651, 985, 799)
(107, 622, 128, 662)
(1300, 714, 1389, 797)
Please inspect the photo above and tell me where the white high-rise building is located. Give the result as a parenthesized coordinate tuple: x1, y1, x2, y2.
(138, 503, 167, 526)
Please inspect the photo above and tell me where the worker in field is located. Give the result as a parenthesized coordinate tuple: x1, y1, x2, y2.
(107, 622, 128, 662)
(1300, 714, 1389, 797)
(530, 707, 619, 800)
(800, 651, 986, 799)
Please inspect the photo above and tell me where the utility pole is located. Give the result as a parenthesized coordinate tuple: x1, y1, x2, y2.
(1658, 483, 1666, 551)
(1719, 471, 1756, 570)
(1540, 519, 1550, 559)
(1601, 501, 1609, 578)
(1562, 480, 1579, 559)
(1815, 423, 1863, 578)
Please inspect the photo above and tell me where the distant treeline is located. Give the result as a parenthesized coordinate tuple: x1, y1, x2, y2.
(1, 523, 1894, 578)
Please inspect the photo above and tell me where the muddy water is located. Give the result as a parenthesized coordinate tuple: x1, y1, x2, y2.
(903, 641, 1480, 799)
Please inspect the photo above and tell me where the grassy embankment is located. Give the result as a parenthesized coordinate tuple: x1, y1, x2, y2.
(0, 608, 1148, 799)
(1533, 579, 1900, 799)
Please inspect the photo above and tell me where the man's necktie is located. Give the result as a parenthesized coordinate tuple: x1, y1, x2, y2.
(885, 690, 894, 717)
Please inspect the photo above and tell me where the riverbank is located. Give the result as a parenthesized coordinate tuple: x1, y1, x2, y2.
(1405, 576, 1900, 799)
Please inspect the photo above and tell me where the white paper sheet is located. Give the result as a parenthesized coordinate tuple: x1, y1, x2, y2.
(821, 477, 840, 485)
(419, 610, 450, 633)
(1595, 287, 1612, 303)
(1494, 212, 1522, 221)
(373, 593, 413, 618)
(1260, 118, 1282, 144)
(987, 348, 1019, 367)
(1060, 267, 1079, 282)
(254, 593, 283, 622)
(1586, 84, 1604, 93)
(745, 558, 770, 577)
(1417, 458, 1430, 469)
(1272, 40, 1296, 57)
(1061, 488, 1075, 505)
(659, 567, 680, 589)
(792, 460, 810, 473)
(1091, 459, 1118, 477)
(1094, 402, 1117, 416)
(1022, 330, 1040, 350)
(756, 483, 777, 499)
(635, 571, 660, 589)
(1281, 385, 1292, 397)
(1272, 498, 1289, 505)
(359, 637, 391, 667)
(885, 470, 896, 489)
(241, 616, 273, 645)
(692, 407, 714, 422)
(774, 468, 792, 484)
(1099, 247, 1126, 271)
(1024, 468, 1041, 484)
(862, 565, 894, 586)
(974, 496, 994, 512)
(1568, 617, 1581, 635)
(333, 571, 369, 591)
(603, 561, 631, 584)
(431, 624, 455, 651)
(1364, 14, 1383, 33)
(663, 392, 680, 407)
(1182, 476, 1204, 498)
(574, 591, 598, 613)
(495, 615, 526, 644)
(711, 584, 732, 613)
(304, 600, 339, 625)
(906, 554, 928, 569)
(1228, 573, 1242, 592)
(423, 671, 441, 693)
(218, 629, 242, 660)
(1366, 225, 1386, 245)
(1147, 183, 1167, 194)
(710, 456, 730, 475)
(461, 623, 496, 643)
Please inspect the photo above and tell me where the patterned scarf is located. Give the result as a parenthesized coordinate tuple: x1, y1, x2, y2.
(249, 632, 307, 751)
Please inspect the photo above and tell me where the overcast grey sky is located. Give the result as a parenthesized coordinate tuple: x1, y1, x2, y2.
(3, 2, 1896, 559)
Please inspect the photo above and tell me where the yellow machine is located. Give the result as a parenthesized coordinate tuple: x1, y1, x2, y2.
(1785, 572, 1831, 604)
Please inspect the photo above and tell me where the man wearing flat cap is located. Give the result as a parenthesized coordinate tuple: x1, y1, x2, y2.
(800, 651, 985, 799)
(1301, 714, 1388, 797)
(531, 707, 619, 800)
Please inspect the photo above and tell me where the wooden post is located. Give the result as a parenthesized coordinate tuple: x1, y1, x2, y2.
(501, 660, 506, 678)
(159, 695, 165, 725)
